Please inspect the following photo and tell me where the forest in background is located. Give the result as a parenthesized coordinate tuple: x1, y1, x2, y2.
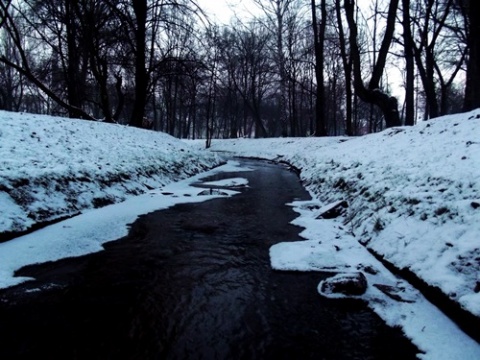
(0, 0, 478, 140)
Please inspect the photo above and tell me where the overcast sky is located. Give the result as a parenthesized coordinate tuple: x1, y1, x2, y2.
(196, 0, 257, 24)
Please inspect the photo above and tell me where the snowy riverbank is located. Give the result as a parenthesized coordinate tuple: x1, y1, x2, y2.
(0, 111, 222, 239)
(191, 109, 480, 325)
(0, 108, 479, 358)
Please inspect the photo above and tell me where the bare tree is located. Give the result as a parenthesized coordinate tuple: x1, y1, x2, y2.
(75, 0, 124, 122)
(253, 0, 294, 136)
(344, 0, 401, 128)
(405, 0, 466, 119)
(284, 6, 312, 136)
(103, 0, 203, 128)
(402, 0, 415, 125)
(311, 0, 328, 136)
(0, 2, 95, 119)
(0, 24, 25, 111)
(463, 0, 480, 111)
(217, 22, 272, 138)
(0, 0, 11, 29)
(334, 0, 353, 135)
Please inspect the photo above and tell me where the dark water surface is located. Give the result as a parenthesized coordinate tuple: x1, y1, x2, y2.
(0, 160, 418, 359)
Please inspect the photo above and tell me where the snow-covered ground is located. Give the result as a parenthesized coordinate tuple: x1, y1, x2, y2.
(194, 109, 480, 320)
(0, 110, 222, 236)
(270, 199, 480, 359)
(189, 109, 480, 357)
(0, 109, 479, 358)
(0, 160, 246, 289)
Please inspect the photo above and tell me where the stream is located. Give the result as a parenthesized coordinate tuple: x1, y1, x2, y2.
(0, 159, 418, 359)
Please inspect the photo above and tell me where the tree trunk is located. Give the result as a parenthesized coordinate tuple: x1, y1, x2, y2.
(113, 74, 125, 121)
(425, 46, 439, 118)
(344, 0, 401, 128)
(311, 0, 327, 136)
(130, 0, 148, 128)
(65, 0, 85, 119)
(290, 71, 298, 136)
(402, 0, 415, 125)
(276, 5, 288, 137)
(464, 0, 480, 111)
(0, 6, 95, 121)
(0, 1, 11, 29)
(335, 0, 353, 135)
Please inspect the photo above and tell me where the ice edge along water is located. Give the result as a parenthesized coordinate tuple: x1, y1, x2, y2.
(0, 161, 251, 289)
(270, 198, 480, 360)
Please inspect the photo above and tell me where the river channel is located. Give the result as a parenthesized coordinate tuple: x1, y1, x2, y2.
(0, 159, 418, 359)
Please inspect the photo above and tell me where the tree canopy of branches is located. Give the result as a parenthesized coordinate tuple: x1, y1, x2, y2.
(0, 0, 476, 137)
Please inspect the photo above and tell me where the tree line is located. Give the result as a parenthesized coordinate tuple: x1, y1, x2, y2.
(0, 0, 478, 140)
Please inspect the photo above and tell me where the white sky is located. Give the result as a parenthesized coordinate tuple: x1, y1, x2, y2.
(196, 0, 257, 24)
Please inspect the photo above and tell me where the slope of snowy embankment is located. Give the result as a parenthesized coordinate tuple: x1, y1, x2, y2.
(0, 111, 221, 238)
(193, 109, 480, 321)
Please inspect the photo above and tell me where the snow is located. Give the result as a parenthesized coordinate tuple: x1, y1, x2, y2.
(0, 161, 247, 289)
(1, 108, 480, 358)
(271, 200, 480, 359)
(202, 177, 249, 187)
(190, 109, 480, 358)
(0, 110, 222, 235)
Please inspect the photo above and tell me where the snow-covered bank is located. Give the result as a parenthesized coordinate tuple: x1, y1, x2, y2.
(271, 199, 480, 359)
(0, 111, 221, 238)
(191, 109, 480, 322)
(0, 161, 247, 289)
